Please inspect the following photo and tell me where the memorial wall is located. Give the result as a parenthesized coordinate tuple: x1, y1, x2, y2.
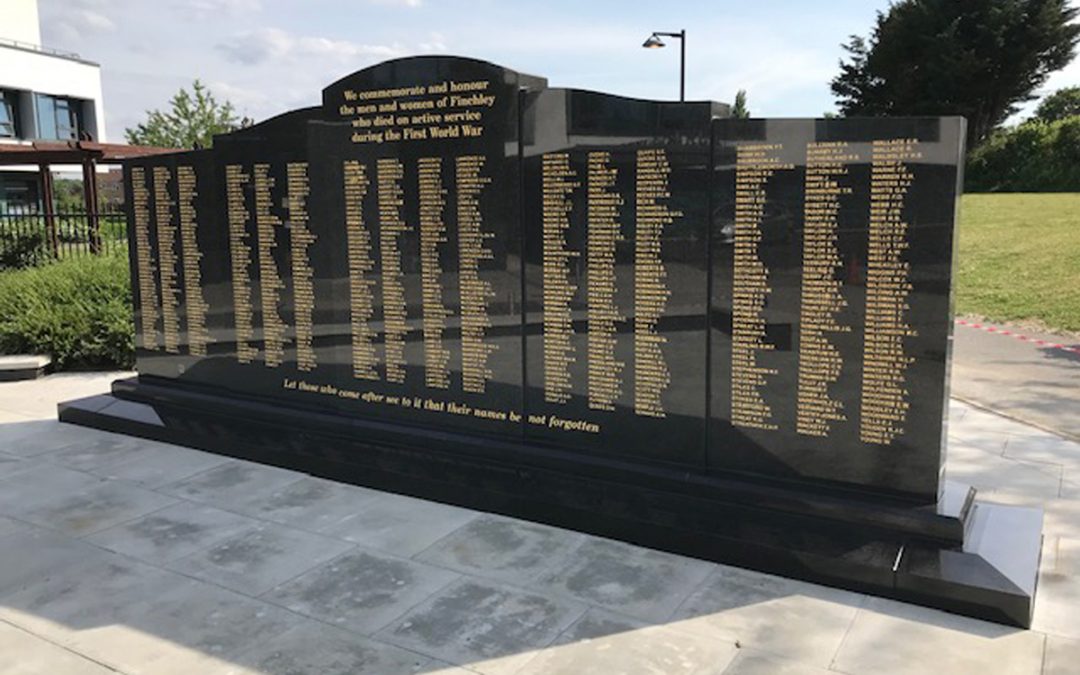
(124, 56, 963, 504)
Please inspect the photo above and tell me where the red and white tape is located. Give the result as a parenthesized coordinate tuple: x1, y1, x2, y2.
(956, 319, 1080, 356)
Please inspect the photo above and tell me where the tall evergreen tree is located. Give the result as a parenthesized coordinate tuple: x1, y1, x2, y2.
(831, 0, 1079, 149)
(732, 90, 750, 118)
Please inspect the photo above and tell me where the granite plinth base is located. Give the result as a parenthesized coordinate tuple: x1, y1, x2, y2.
(58, 376, 1041, 627)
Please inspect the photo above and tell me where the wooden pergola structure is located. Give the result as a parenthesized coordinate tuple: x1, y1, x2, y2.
(0, 140, 177, 254)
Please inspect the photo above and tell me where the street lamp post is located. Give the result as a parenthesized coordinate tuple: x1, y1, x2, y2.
(642, 29, 686, 102)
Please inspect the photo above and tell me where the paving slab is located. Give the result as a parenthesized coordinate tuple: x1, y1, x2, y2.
(264, 548, 460, 634)
(0, 420, 106, 458)
(0, 528, 115, 597)
(0, 621, 120, 675)
(944, 440, 1062, 504)
(0, 514, 27, 538)
(233, 475, 383, 531)
(530, 537, 714, 623)
(160, 459, 306, 508)
(64, 577, 300, 675)
(92, 440, 231, 489)
(85, 501, 261, 564)
(319, 492, 478, 557)
(18, 479, 178, 537)
(167, 521, 354, 596)
(0, 545, 183, 646)
(1044, 635, 1080, 675)
(1033, 536, 1080, 639)
(377, 578, 587, 675)
(720, 649, 835, 675)
(225, 619, 440, 675)
(671, 565, 863, 668)
(515, 607, 738, 675)
(1003, 430, 1080, 470)
(831, 596, 1045, 675)
(416, 514, 584, 585)
(44, 433, 149, 473)
(0, 465, 112, 519)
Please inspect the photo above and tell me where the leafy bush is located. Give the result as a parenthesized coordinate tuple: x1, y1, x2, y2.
(967, 115, 1080, 192)
(0, 227, 50, 269)
(0, 250, 134, 369)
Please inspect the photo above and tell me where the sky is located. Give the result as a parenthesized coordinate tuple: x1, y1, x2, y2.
(38, 0, 1080, 143)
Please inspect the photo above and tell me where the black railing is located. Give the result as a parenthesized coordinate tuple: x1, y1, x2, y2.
(0, 206, 126, 269)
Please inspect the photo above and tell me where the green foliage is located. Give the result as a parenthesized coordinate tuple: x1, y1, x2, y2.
(832, 0, 1080, 150)
(124, 80, 239, 150)
(1036, 85, 1080, 122)
(0, 250, 134, 369)
(732, 90, 750, 119)
(966, 115, 1080, 191)
(0, 226, 49, 268)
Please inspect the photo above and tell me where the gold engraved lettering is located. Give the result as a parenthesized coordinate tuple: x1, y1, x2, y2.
(541, 153, 579, 404)
(731, 144, 791, 430)
(587, 151, 625, 411)
(131, 167, 159, 349)
(226, 165, 257, 363)
(456, 154, 496, 394)
(152, 166, 180, 353)
(796, 142, 855, 437)
(418, 156, 451, 389)
(177, 165, 210, 356)
(287, 162, 316, 372)
(344, 161, 379, 380)
(634, 148, 678, 418)
(253, 164, 287, 368)
(376, 158, 410, 384)
(860, 139, 921, 445)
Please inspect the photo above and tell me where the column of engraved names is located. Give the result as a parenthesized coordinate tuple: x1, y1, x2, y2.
(376, 158, 410, 384)
(633, 148, 677, 418)
(731, 145, 788, 431)
(254, 164, 286, 368)
(587, 151, 624, 411)
(131, 167, 159, 349)
(226, 165, 257, 363)
(177, 165, 210, 356)
(860, 139, 920, 445)
(797, 142, 854, 437)
(456, 155, 496, 394)
(287, 162, 316, 372)
(418, 157, 450, 389)
(541, 153, 578, 404)
(344, 161, 378, 380)
(152, 166, 180, 353)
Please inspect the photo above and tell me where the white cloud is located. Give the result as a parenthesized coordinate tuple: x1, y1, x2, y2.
(173, 0, 263, 20)
(216, 27, 404, 65)
(46, 7, 116, 43)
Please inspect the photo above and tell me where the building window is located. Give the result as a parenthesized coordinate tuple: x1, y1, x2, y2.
(0, 90, 18, 138)
(34, 94, 85, 141)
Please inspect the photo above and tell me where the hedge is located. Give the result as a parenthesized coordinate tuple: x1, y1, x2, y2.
(0, 250, 134, 369)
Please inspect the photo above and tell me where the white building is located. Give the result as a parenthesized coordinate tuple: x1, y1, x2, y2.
(0, 0, 106, 211)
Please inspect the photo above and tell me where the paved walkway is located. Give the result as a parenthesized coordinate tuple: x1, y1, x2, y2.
(952, 318, 1080, 440)
(0, 372, 1077, 675)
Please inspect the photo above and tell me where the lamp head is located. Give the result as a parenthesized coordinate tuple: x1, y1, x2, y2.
(642, 33, 665, 49)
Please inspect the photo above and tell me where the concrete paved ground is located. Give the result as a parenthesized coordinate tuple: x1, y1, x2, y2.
(952, 319, 1080, 440)
(0, 371, 1077, 674)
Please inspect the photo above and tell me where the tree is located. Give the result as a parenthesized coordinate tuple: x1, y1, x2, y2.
(732, 90, 750, 118)
(1036, 85, 1080, 122)
(966, 116, 1080, 191)
(831, 0, 1079, 150)
(125, 80, 240, 149)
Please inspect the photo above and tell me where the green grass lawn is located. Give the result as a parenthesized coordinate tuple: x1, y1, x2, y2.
(957, 193, 1080, 334)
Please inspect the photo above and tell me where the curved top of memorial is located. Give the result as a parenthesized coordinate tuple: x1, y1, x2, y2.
(321, 55, 548, 111)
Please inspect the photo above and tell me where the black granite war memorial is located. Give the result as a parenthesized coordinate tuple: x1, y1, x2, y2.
(59, 56, 1042, 626)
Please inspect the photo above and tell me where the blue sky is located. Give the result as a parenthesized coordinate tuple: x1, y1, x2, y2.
(39, 0, 1080, 142)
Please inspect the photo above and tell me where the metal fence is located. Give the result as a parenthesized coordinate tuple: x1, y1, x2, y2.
(0, 206, 126, 269)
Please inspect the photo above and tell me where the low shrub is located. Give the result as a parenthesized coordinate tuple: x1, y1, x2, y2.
(0, 250, 134, 369)
(967, 115, 1080, 192)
